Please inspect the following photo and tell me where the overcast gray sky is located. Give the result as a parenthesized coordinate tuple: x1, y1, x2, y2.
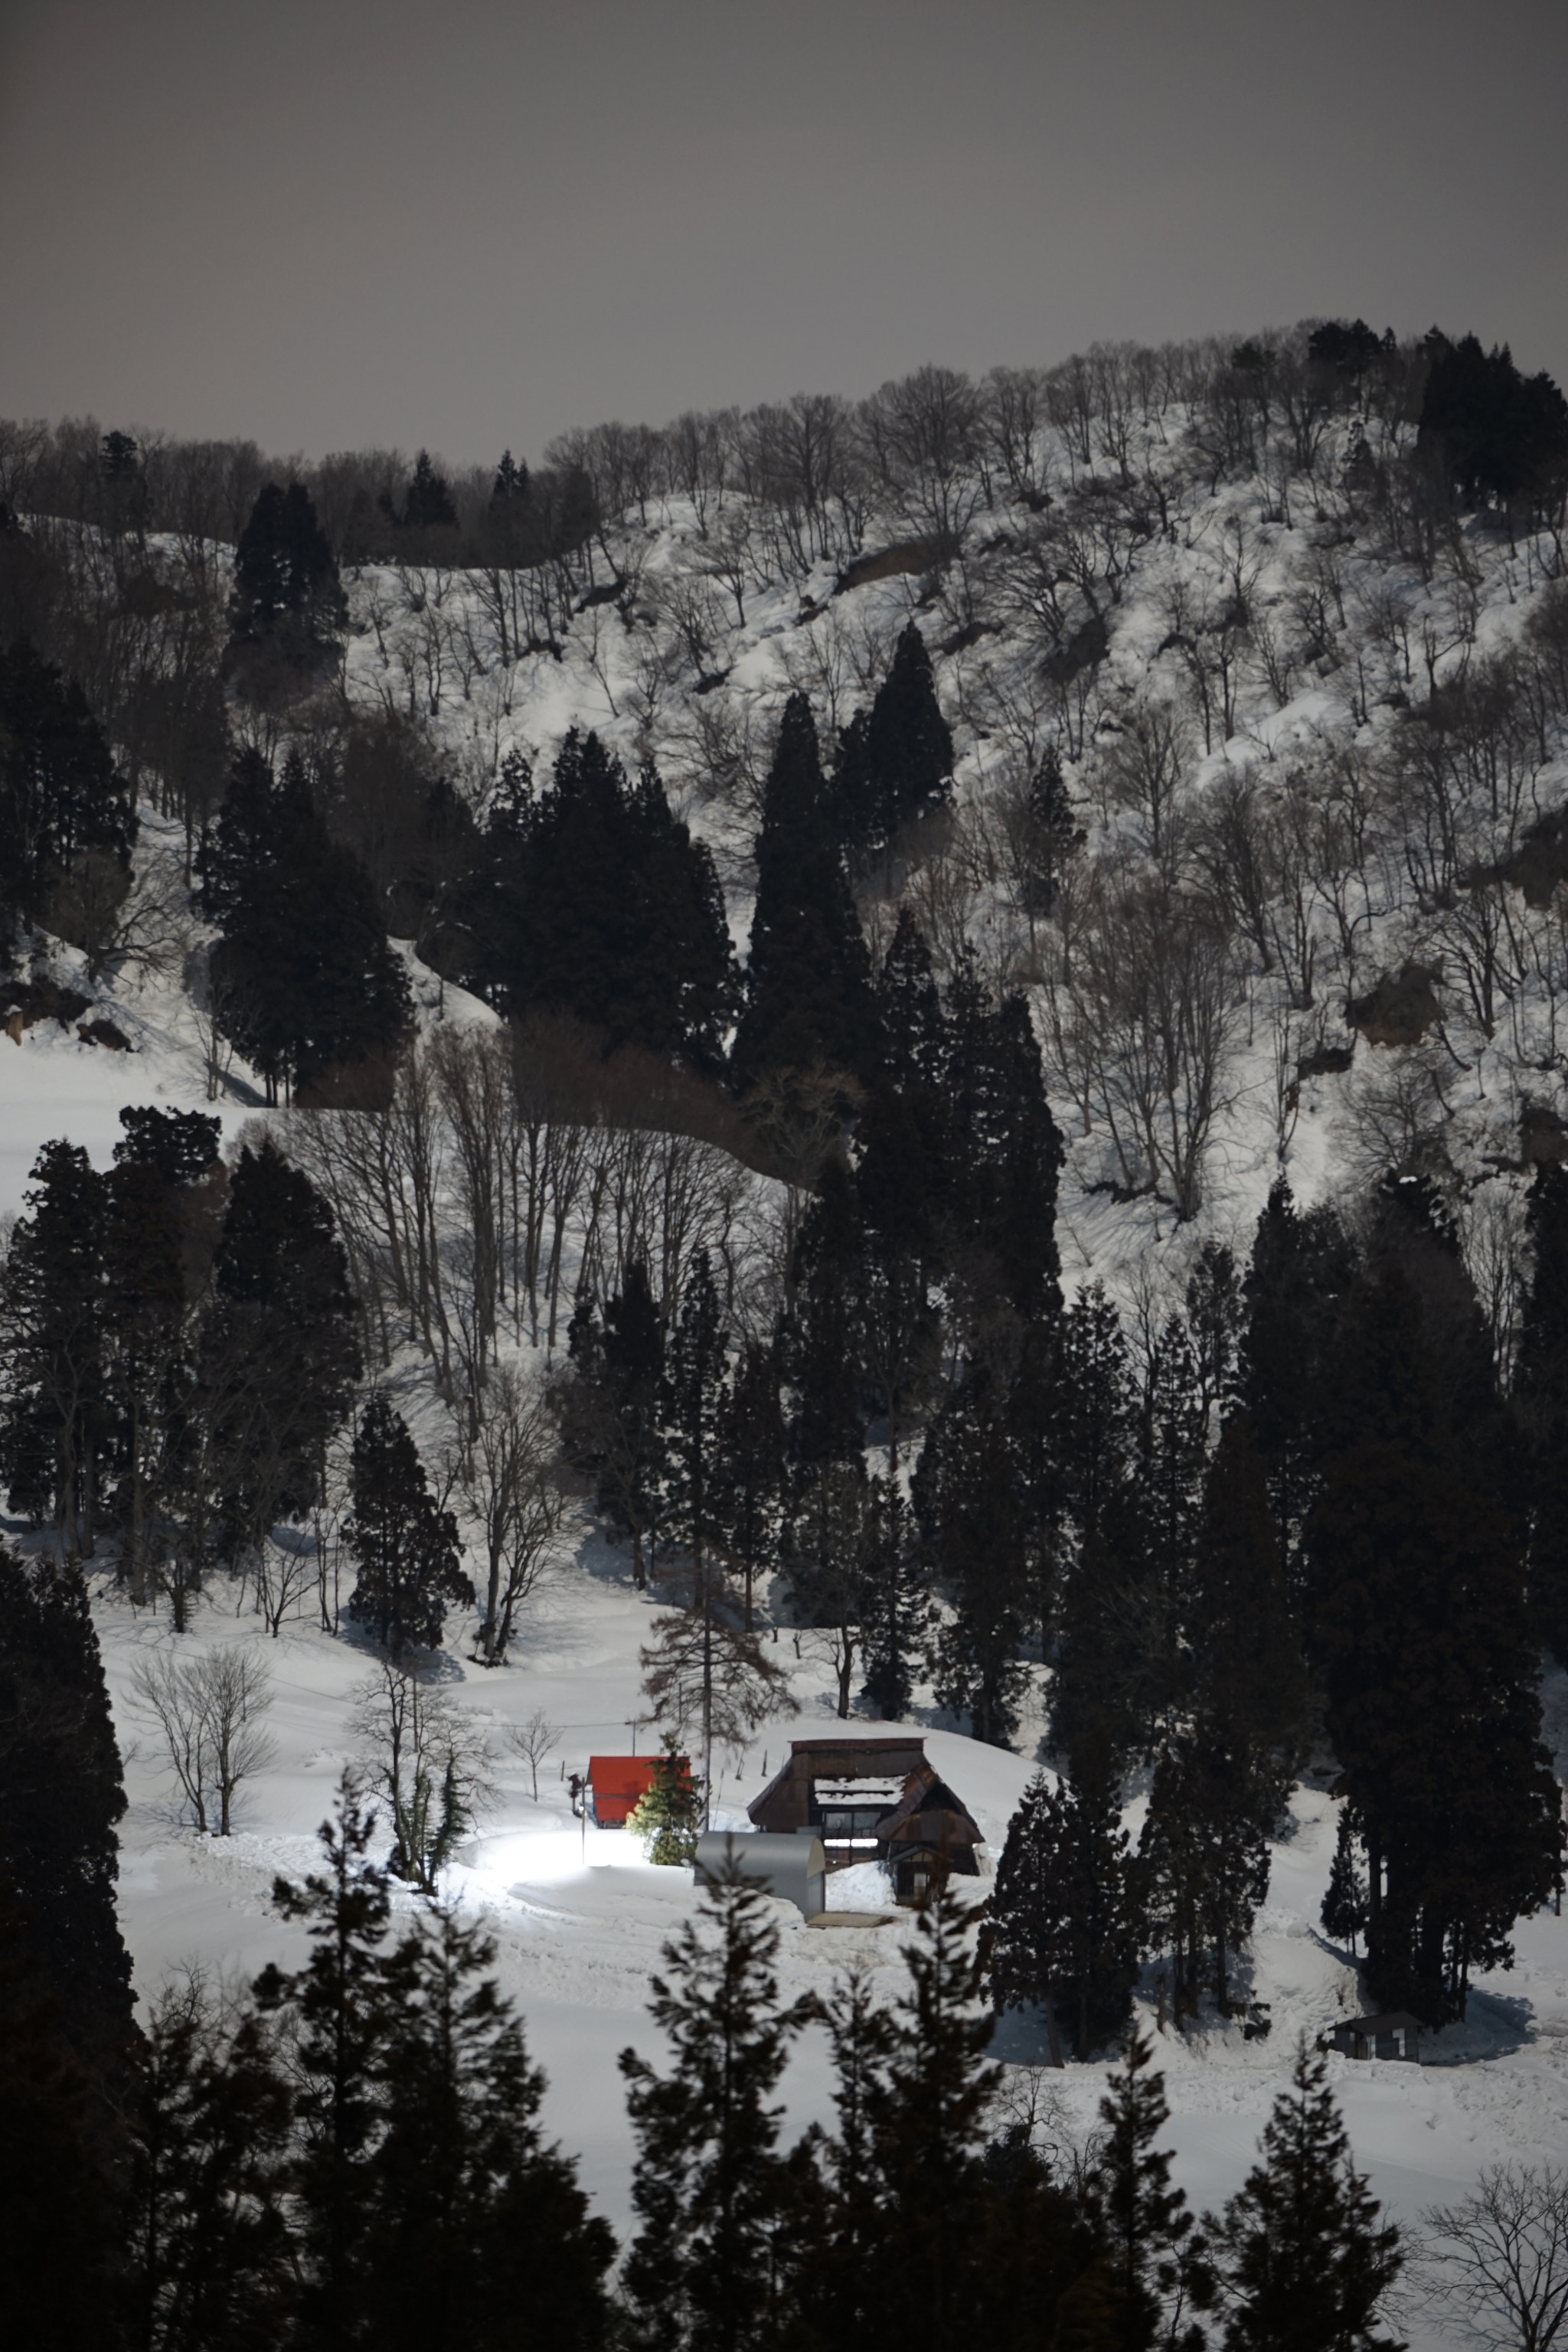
(2, 0, 1564, 468)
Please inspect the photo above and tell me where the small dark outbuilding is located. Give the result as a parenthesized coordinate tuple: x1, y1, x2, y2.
(1328, 2011, 1423, 2063)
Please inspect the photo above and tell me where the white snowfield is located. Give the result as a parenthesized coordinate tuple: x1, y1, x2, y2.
(93, 1553, 1568, 2352)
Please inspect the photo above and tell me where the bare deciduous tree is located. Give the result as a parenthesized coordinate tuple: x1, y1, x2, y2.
(130, 1645, 276, 1835)
(508, 1707, 560, 1799)
(350, 1659, 496, 1890)
(1418, 2165, 1568, 2352)
(458, 1363, 567, 1665)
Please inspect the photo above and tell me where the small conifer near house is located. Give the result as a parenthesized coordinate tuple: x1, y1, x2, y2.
(627, 1737, 701, 1865)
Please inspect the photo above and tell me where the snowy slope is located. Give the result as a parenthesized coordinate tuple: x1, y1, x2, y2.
(94, 1553, 1568, 2351)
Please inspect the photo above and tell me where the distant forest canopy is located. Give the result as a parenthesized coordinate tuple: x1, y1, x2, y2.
(3, 318, 1566, 567)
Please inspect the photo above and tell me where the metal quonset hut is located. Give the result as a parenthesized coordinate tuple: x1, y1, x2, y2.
(694, 1831, 827, 1921)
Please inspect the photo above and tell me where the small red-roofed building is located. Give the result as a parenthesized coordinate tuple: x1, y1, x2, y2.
(587, 1753, 690, 1827)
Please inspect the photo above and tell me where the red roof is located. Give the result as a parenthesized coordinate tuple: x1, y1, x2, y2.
(588, 1754, 689, 1825)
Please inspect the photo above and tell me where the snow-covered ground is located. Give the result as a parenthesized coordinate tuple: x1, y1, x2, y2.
(92, 1547, 1568, 2350)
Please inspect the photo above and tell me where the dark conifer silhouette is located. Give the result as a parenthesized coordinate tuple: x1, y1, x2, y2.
(619, 1862, 812, 2352)
(0, 1140, 109, 1550)
(399, 449, 459, 533)
(357, 1906, 615, 2350)
(1321, 1808, 1367, 1956)
(472, 729, 737, 1073)
(346, 1393, 473, 1655)
(987, 1759, 1138, 2058)
(916, 1364, 1030, 1747)
(1204, 2040, 1401, 2352)
(561, 1260, 667, 1585)
(0, 1547, 134, 2073)
(0, 636, 136, 932)
(0, 1883, 130, 2352)
(227, 480, 347, 668)
(1086, 2028, 1210, 2352)
(733, 693, 881, 1089)
(198, 1140, 361, 1569)
(1189, 1415, 1308, 1767)
(1308, 1442, 1561, 2022)
(1517, 1162, 1568, 1661)
(874, 906, 946, 1089)
(204, 748, 412, 1104)
(835, 619, 954, 858)
(128, 1982, 296, 2350)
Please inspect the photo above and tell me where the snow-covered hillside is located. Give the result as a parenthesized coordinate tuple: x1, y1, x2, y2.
(5, 340, 1568, 2344)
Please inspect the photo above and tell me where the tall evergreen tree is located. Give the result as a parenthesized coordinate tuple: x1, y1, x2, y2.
(732, 694, 881, 1089)
(1204, 2040, 1401, 2352)
(658, 1250, 730, 1599)
(1418, 332, 1568, 514)
(0, 1547, 135, 2075)
(346, 1394, 473, 1656)
(710, 1338, 786, 1631)
(0, 1545, 136, 2344)
(356, 1907, 615, 2352)
(101, 1154, 187, 1600)
(128, 1981, 296, 2352)
(227, 481, 347, 667)
(562, 1260, 667, 1584)
(1516, 1162, 1568, 1661)
(987, 1761, 1138, 2058)
(1321, 1808, 1367, 1956)
(1308, 1443, 1561, 2023)
(253, 1781, 396, 2348)
(916, 1364, 1031, 1747)
(834, 619, 954, 858)
(0, 1882, 129, 2352)
(855, 1085, 945, 1461)
(0, 1141, 108, 1550)
(1237, 1181, 1353, 1600)
(1056, 1282, 1137, 1545)
(875, 906, 946, 1088)
(198, 1139, 361, 1570)
(1087, 2029, 1209, 2352)
(1017, 743, 1084, 920)
(0, 636, 136, 929)
(205, 749, 412, 1104)
(784, 1156, 867, 1478)
(619, 1862, 812, 2352)
(1140, 1715, 1279, 2019)
(471, 730, 737, 1073)
(854, 1883, 1003, 2350)
(1188, 1415, 1308, 1767)
(858, 1480, 933, 1722)
(1184, 1239, 1243, 1429)
(399, 450, 459, 533)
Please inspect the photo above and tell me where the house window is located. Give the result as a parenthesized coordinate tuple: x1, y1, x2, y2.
(818, 1808, 884, 1838)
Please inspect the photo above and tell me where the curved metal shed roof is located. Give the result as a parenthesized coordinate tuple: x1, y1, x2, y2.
(694, 1830, 827, 1919)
